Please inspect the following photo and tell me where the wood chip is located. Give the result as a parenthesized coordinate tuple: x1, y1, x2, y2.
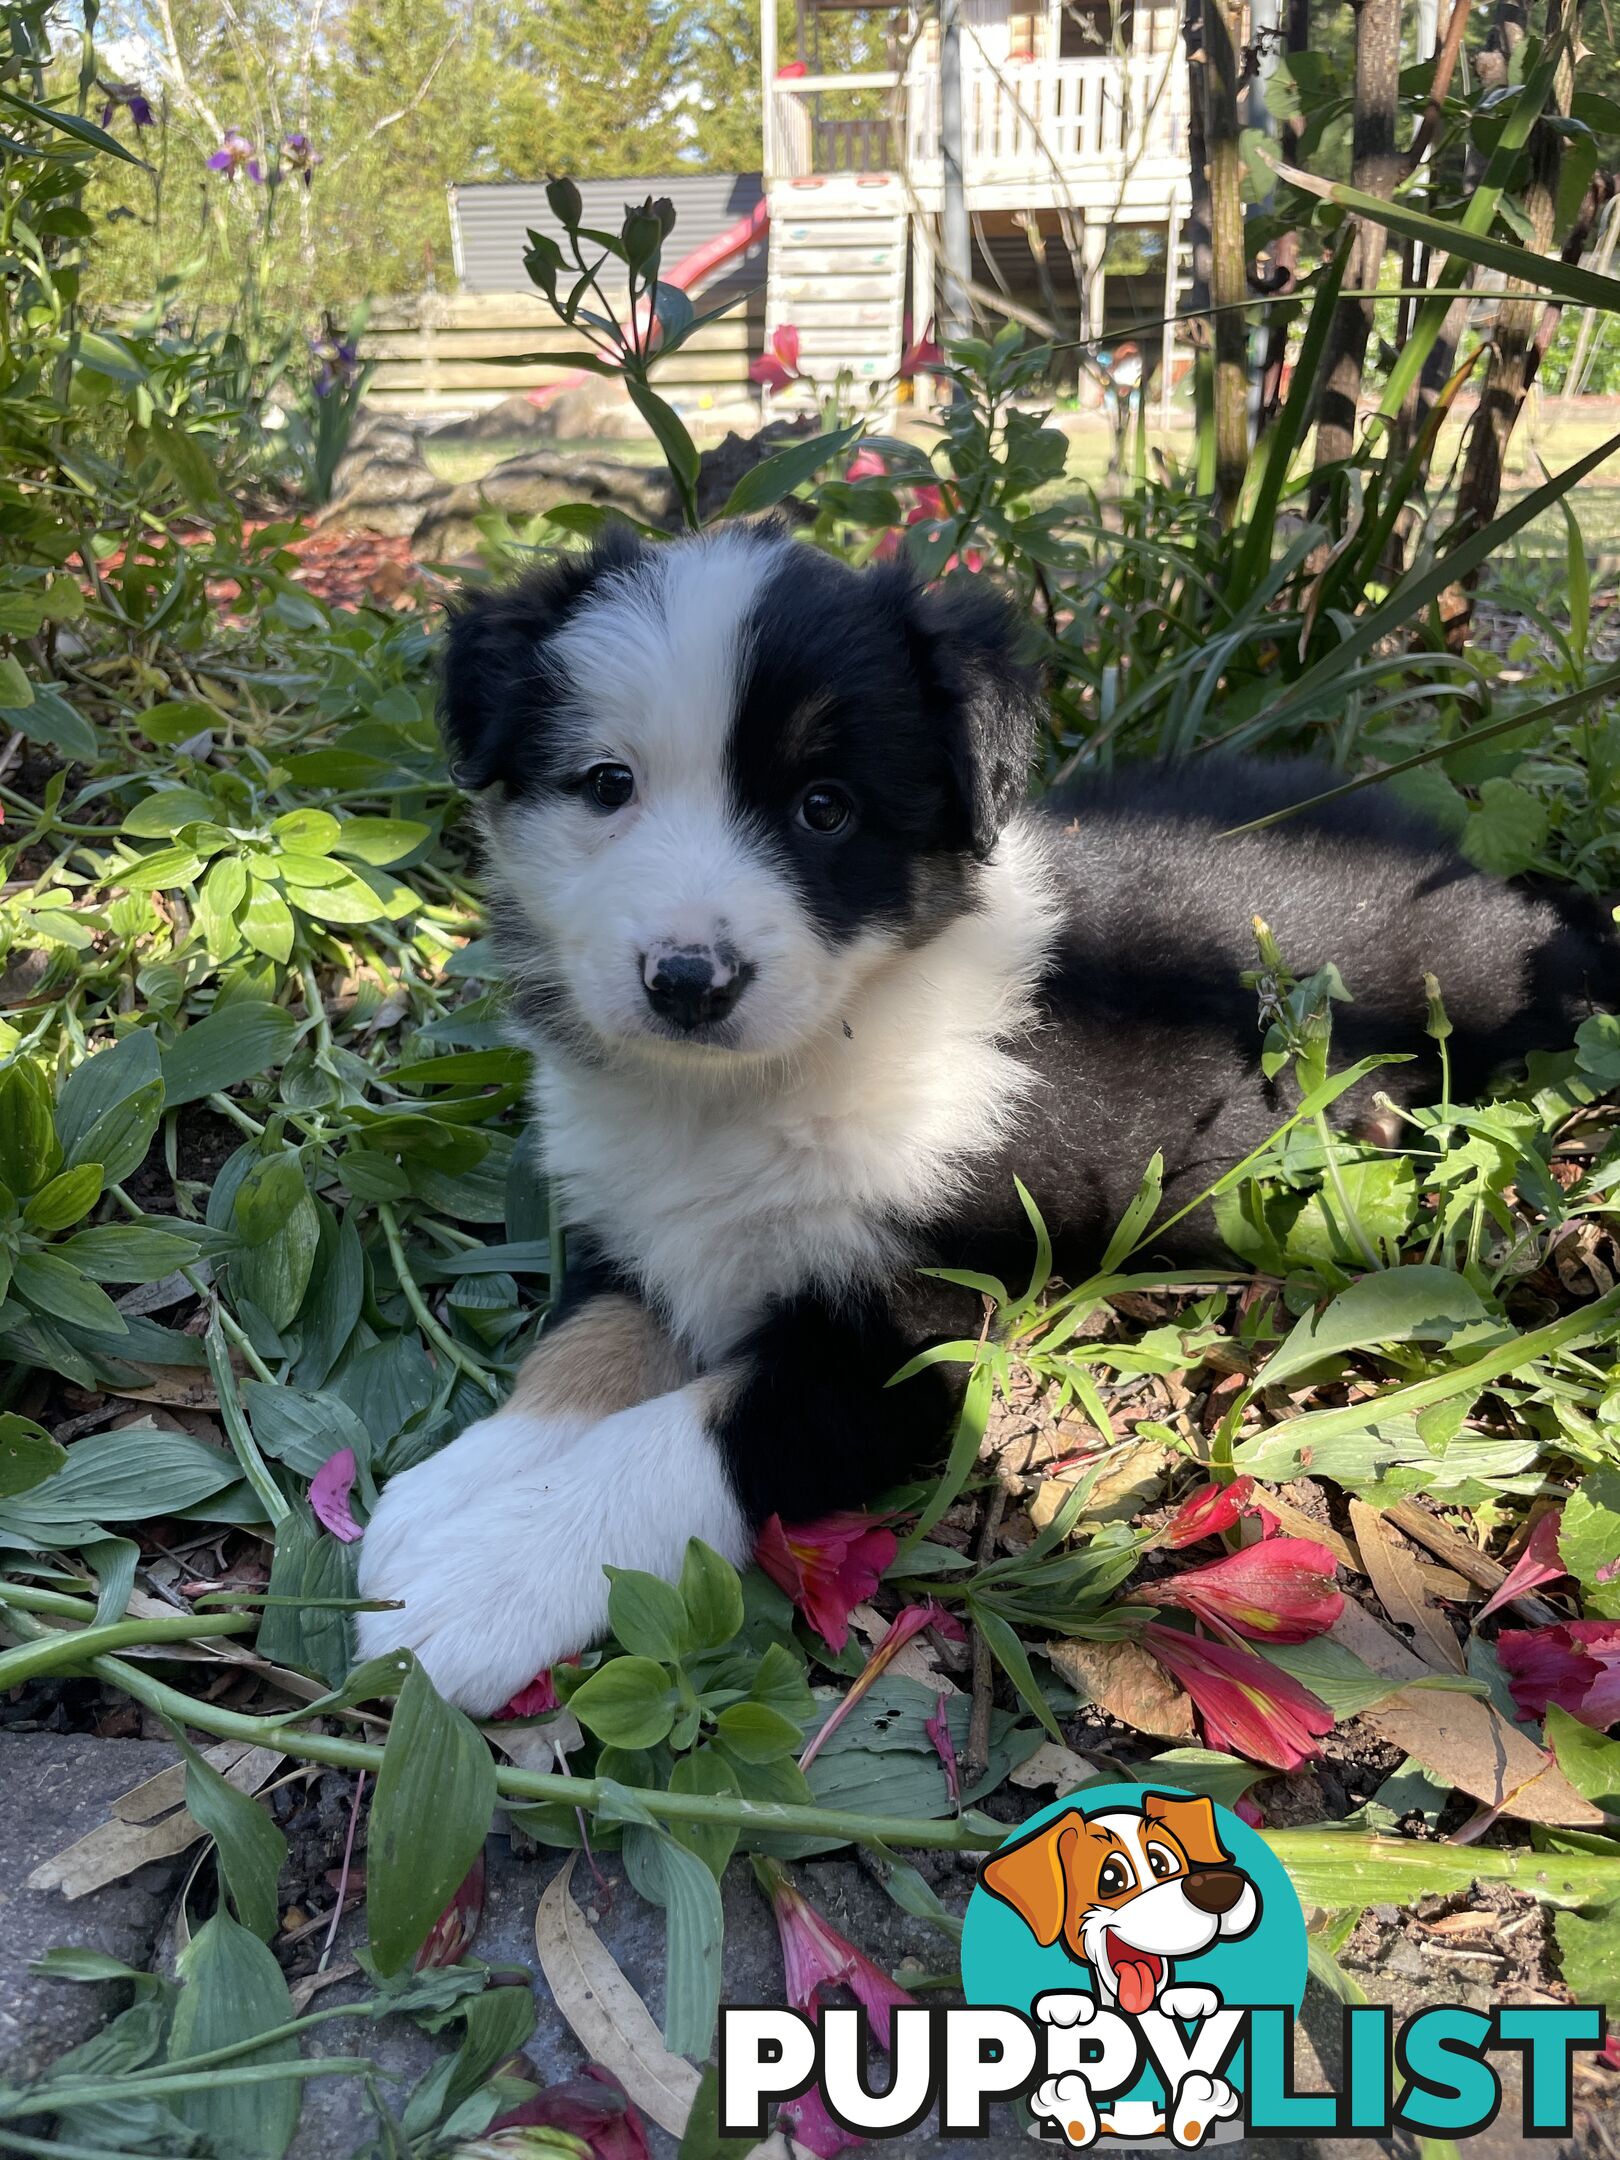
(1047, 1636, 1196, 1741)
(534, 1853, 703, 2138)
(1328, 1601, 1603, 1828)
(27, 1742, 285, 1898)
(1349, 1500, 1467, 1674)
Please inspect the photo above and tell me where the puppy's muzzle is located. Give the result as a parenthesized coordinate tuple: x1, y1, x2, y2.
(641, 942, 754, 1032)
(1182, 1866, 1247, 1916)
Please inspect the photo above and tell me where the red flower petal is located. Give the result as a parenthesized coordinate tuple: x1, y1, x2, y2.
(1129, 1537, 1343, 1643)
(1160, 1475, 1258, 1549)
(1475, 1509, 1568, 1623)
(756, 1511, 897, 1652)
(1144, 1621, 1335, 1770)
(1497, 1619, 1620, 1729)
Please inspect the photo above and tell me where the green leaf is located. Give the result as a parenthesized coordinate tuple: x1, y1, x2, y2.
(667, 1743, 742, 1879)
(270, 808, 341, 855)
(291, 1207, 363, 1391)
(1284, 1159, 1420, 1271)
(13, 1250, 127, 1335)
(22, 1162, 103, 1234)
(283, 868, 388, 924)
(0, 1425, 239, 1535)
(161, 1003, 299, 1108)
(333, 816, 430, 865)
(166, 1722, 288, 1939)
(233, 1153, 308, 1246)
(713, 1700, 804, 1763)
(117, 844, 205, 892)
(83, 1535, 139, 1626)
(123, 787, 218, 838)
(229, 1186, 320, 1333)
(1459, 778, 1550, 876)
(0, 86, 151, 163)
(254, 1506, 358, 1685)
(1546, 1706, 1620, 1809)
(242, 1381, 372, 1479)
(626, 378, 700, 501)
(971, 1603, 1063, 1741)
(1099, 1152, 1164, 1273)
(610, 1802, 725, 2058)
(0, 652, 33, 706)
(1260, 1265, 1493, 1390)
(240, 880, 296, 963)
(0, 1060, 59, 1196)
(568, 1655, 678, 1748)
(607, 1566, 690, 1662)
(0, 1413, 66, 1498)
(57, 1029, 163, 1184)
(1554, 1903, 1620, 2018)
(679, 1539, 745, 1652)
(366, 1657, 497, 1976)
(165, 1912, 300, 2160)
(0, 682, 96, 760)
(1561, 1469, 1620, 1617)
(720, 424, 864, 517)
(57, 1221, 201, 1283)
(748, 1640, 816, 1725)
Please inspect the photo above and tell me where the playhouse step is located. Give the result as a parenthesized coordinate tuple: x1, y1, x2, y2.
(764, 177, 908, 419)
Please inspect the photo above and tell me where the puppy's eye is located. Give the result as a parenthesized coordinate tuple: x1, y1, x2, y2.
(795, 782, 855, 837)
(1146, 1843, 1180, 1881)
(1099, 1857, 1135, 1899)
(584, 763, 635, 811)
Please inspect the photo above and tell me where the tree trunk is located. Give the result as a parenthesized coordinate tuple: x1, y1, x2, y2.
(1257, 0, 1310, 431)
(1202, 0, 1248, 520)
(1181, 0, 1215, 489)
(1451, 0, 1582, 553)
(1310, 0, 1402, 487)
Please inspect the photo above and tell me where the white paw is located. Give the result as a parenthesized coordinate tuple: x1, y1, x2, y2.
(1158, 1984, 1221, 2024)
(1032, 2073, 1097, 2149)
(1170, 2071, 1239, 2148)
(1035, 1992, 1098, 2028)
(354, 1389, 750, 1715)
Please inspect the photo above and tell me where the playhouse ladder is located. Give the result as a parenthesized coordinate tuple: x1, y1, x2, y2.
(764, 174, 909, 423)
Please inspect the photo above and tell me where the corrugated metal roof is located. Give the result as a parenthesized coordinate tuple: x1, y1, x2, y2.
(449, 173, 767, 296)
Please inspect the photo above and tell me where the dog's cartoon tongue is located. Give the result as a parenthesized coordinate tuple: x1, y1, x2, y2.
(1106, 1935, 1161, 2014)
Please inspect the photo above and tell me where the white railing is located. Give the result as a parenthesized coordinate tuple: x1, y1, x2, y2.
(766, 55, 1186, 184)
(907, 54, 1185, 179)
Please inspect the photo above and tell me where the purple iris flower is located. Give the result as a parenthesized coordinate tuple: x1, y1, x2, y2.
(311, 327, 362, 399)
(282, 131, 321, 184)
(98, 79, 154, 130)
(207, 128, 263, 182)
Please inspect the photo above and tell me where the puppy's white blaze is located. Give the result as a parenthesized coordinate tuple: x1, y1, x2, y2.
(535, 819, 1062, 1364)
(354, 1385, 750, 1715)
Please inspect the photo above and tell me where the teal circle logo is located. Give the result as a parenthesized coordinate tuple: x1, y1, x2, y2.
(962, 1784, 1307, 2149)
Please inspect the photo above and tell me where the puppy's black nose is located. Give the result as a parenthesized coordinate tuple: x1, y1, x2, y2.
(1183, 1867, 1246, 1916)
(642, 945, 751, 1031)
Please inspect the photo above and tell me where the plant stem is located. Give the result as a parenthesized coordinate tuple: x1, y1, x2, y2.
(0, 1610, 254, 1686)
(0, 2062, 369, 2121)
(377, 1201, 499, 1398)
(205, 1316, 291, 1521)
(1314, 1108, 1384, 1271)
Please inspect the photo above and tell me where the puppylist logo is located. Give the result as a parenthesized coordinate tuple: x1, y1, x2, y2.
(719, 1784, 1604, 2149)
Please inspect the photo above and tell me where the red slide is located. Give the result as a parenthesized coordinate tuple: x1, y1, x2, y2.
(525, 197, 771, 409)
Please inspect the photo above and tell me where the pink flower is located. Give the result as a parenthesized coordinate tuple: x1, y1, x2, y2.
(750, 324, 801, 391)
(310, 1448, 362, 1542)
(1476, 1510, 1569, 1623)
(800, 1602, 967, 1769)
(1158, 1476, 1258, 1549)
(207, 128, 263, 182)
(1496, 1620, 1620, 1731)
(756, 1857, 917, 2155)
(756, 1511, 897, 1652)
(899, 334, 944, 377)
(415, 1848, 485, 1969)
(1143, 1621, 1336, 1771)
(1234, 1795, 1263, 1827)
(483, 2065, 650, 2160)
(1127, 1538, 1343, 1644)
(495, 1669, 560, 1719)
(845, 446, 889, 482)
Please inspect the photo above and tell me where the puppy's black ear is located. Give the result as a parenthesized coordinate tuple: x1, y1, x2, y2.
(440, 527, 646, 793)
(904, 573, 1044, 858)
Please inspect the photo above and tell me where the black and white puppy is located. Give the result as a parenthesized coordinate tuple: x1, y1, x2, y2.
(356, 522, 1616, 1711)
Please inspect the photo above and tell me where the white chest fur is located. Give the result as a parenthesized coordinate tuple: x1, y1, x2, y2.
(530, 823, 1058, 1366)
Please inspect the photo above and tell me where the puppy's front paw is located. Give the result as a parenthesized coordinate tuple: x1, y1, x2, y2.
(1032, 2073, 1097, 2149)
(1035, 1992, 1098, 2028)
(1157, 1984, 1221, 2024)
(355, 1408, 593, 1715)
(354, 1385, 751, 1716)
(1170, 2071, 1239, 2148)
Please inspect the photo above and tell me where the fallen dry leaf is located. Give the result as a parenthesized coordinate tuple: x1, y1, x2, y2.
(1047, 1636, 1195, 1741)
(1349, 1501, 1467, 1674)
(534, 1853, 703, 2138)
(1009, 1740, 1101, 1795)
(1329, 1602, 1603, 1828)
(28, 1742, 285, 1897)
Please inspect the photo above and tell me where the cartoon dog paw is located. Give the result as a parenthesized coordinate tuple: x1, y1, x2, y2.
(1170, 2070, 1240, 2148)
(1157, 1984, 1221, 2024)
(1035, 1992, 1099, 2028)
(1032, 2073, 1098, 2149)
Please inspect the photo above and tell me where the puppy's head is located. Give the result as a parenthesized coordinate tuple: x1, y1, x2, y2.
(979, 1794, 1259, 2012)
(440, 521, 1042, 1065)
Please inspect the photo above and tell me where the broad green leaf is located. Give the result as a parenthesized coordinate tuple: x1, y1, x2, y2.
(291, 1206, 363, 1390)
(626, 377, 700, 502)
(229, 1187, 320, 1332)
(0, 1426, 239, 1534)
(1561, 1469, 1620, 1617)
(607, 1795, 725, 2058)
(233, 1153, 308, 1246)
(1546, 1706, 1620, 1808)
(1260, 1265, 1493, 1390)
(270, 808, 341, 854)
(160, 1003, 299, 1108)
(57, 1221, 201, 1282)
(568, 1656, 679, 1748)
(667, 1744, 742, 1879)
(333, 815, 430, 865)
(239, 880, 296, 962)
(22, 1162, 103, 1234)
(0, 683, 96, 760)
(283, 868, 388, 924)
(607, 1566, 690, 1663)
(165, 1912, 300, 2160)
(83, 1535, 138, 1626)
(1459, 778, 1549, 877)
(679, 1538, 744, 1651)
(0, 1413, 66, 1498)
(117, 844, 205, 892)
(1553, 1904, 1620, 2018)
(122, 788, 218, 838)
(1284, 1159, 1419, 1271)
(713, 1701, 803, 1762)
(720, 424, 864, 517)
(242, 1382, 372, 1480)
(367, 1658, 497, 1975)
(57, 1029, 163, 1181)
(254, 1505, 358, 1685)
(0, 1060, 59, 1196)
(166, 1722, 288, 1939)
(13, 1251, 127, 1335)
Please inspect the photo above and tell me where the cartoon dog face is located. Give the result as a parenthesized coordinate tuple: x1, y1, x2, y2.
(979, 1793, 1258, 2015)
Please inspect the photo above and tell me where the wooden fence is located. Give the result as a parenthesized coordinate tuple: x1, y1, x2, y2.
(358, 281, 766, 413)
